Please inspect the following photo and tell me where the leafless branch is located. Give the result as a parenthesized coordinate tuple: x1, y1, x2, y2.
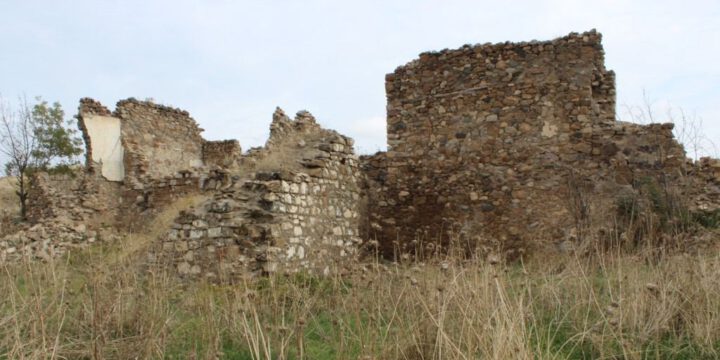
(620, 90, 717, 161)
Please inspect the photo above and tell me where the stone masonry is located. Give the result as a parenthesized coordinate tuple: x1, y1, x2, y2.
(114, 98, 205, 183)
(203, 140, 242, 168)
(3, 29, 719, 272)
(158, 109, 363, 279)
(365, 30, 709, 258)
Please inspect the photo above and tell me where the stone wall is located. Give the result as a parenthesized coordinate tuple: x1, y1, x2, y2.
(158, 110, 363, 279)
(687, 157, 720, 213)
(75, 98, 243, 231)
(114, 99, 205, 183)
(25, 173, 88, 223)
(203, 140, 241, 168)
(370, 30, 691, 257)
(118, 169, 204, 231)
(3, 170, 122, 261)
(78, 98, 207, 183)
(26, 171, 122, 225)
(11, 98, 221, 261)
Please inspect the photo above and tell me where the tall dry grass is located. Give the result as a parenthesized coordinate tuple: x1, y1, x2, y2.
(1, 239, 719, 359)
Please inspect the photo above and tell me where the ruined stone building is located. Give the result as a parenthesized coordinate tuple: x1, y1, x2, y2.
(8, 98, 364, 278)
(1, 30, 718, 276)
(363, 30, 716, 257)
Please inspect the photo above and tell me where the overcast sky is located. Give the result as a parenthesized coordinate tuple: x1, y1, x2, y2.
(1, 0, 718, 155)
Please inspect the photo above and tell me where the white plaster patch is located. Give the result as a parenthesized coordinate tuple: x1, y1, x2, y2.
(83, 115, 125, 181)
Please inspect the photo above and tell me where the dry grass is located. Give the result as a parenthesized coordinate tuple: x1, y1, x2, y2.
(0, 176, 18, 215)
(0, 176, 20, 237)
(1, 240, 719, 359)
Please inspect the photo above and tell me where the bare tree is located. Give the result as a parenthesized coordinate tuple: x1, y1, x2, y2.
(0, 95, 83, 220)
(621, 90, 717, 161)
(668, 107, 716, 161)
(0, 96, 38, 220)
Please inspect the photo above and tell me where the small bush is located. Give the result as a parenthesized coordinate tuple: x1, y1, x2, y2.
(692, 209, 720, 229)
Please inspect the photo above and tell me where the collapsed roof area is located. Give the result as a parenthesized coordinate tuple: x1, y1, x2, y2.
(1, 30, 719, 276)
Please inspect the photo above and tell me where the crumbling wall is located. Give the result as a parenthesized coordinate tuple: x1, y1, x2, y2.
(26, 171, 122, 225)
(203, 140, 241, 168)
(11, 93, 367, 268)
(158, 110, 363, 279)
(10, 98, 211, 261)
(371, 30, 690, 257)
(24, 172, 101, 225)
(75, 98, 234, 230)
(3, 170, 122, 261)
(687, 158, 720, 213)
(78, 98, 206, 183)
(118, 169, 204, 231)
(114, 98, 204, 183)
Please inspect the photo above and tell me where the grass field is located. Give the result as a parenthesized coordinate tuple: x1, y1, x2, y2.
(1, 238, 719, 359)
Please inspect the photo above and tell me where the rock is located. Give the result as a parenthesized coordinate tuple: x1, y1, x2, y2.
(178, 262, 192, 274)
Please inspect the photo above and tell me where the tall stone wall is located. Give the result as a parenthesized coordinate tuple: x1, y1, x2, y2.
(371, 30, 690, 257)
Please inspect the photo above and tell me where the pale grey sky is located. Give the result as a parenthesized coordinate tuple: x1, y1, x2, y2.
(1, 0, 718, 155)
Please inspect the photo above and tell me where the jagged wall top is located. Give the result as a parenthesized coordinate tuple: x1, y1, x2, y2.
(79, 97, 199, 122)
(398, 30, 606, 65)
(386, 29, 615, 131)
(79, 98, 112, 116)
(267, 107, 322, 148)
